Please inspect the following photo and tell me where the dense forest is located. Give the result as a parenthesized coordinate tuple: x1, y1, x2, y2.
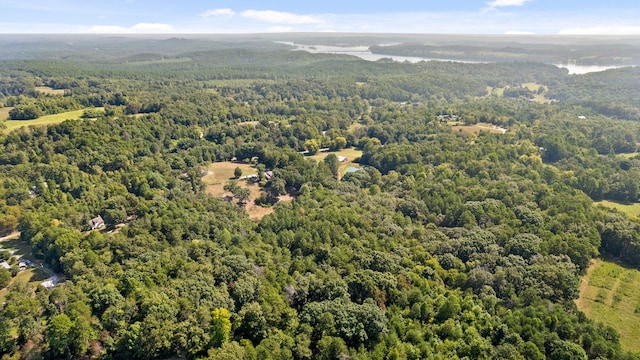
(1, 36, 640, 359)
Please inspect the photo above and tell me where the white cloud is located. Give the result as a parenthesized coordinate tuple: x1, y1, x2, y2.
(558, 25, 640, 35)
(200, 8, 235, 17)
(267, 26, 293, 33)
(131, 23, 174, 32)
(88, 23, 174, 33)
(240, 10, 324, 24)
(487, 0, 532, 8)
(504, 30, 535, 34)
(88, 25, 128, 33)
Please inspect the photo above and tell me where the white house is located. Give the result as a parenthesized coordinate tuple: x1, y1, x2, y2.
(89, 215, 105, 230)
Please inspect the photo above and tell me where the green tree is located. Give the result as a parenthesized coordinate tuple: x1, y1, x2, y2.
(48, 314, 74, 358)
(211, 308, 232, 348)
(332, 137, 347, 151)
(0, 268, 10, 288)
(235, 302, 267, 343)
(235, 187, 251, 206)
(305, 139, 320, 155)
(0, 315, 15, 355)
(324, 154, 340, 178)
(234, 166, 243, 179)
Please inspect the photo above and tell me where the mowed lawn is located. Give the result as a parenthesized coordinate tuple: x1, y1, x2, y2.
(202, 162, 276, 221)
(306, 147, 363, 178)
(0, 107, 12, 121)
(34, 86, 66, 95)
(3, 107, 104, 133)
(595, 200, 640, 218)
(0, 235, 49, 304)
(576, 259, 640, 352)
(452, 123, 507, 135)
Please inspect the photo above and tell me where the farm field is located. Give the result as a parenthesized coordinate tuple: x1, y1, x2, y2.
(0, 107, 12, 121)
(451, 122, 507, 135)
(576, 259, 640, 352)
(202, 162, 292, 221)
(3, 107, 104, 133)
(617, 152, 639, 159)
(306, 148, 363, 178)
(34, 86, 66, 95)
(595, 200, 640, 218)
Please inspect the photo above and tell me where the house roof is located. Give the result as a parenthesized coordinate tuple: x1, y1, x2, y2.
(90, 215, 104, 224)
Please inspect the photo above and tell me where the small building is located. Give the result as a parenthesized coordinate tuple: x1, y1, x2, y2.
(239, 174, 259, 182)
(0, 261, 10, 270)
(264, 171, 274, 180)
(337, 156, 348, 163)
(89, 215, 105, 230)
(577, 115, 587, 120)
(41, 280, 56, 289)
(18, 262, 27, 271)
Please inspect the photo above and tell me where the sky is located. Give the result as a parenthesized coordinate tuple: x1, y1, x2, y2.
(0, 0, 639, 35)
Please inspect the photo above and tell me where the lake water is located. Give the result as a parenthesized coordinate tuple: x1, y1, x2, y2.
(277, 42, 632, 74)
(276, 42, 477, 64)
(554, 63, 627, 75)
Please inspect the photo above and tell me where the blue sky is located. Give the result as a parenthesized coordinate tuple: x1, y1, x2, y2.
(0, 0, 639, 34)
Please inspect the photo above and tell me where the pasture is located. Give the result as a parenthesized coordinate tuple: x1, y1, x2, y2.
(35, 86, 66, 95)
(3, 107, 104, 133)
(306, 148, 363, 178)
(202, 162, 290, 221)
(0, 235, 49, 304)
(595, 200, 640, 218)
(452, 123, 507, 135)
(0, 107, 12, 121)
(576, 259, 640, 352)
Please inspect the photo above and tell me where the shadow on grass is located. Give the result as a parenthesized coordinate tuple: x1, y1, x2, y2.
(1, 238, 38, 262)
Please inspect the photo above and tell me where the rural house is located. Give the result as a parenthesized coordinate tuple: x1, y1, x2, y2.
(89, 215, 105, 230)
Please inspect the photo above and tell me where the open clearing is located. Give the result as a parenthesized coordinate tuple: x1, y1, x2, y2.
(452, 123, 507, 135)
(595, 200, 640, 218)
(202, 162, 292, 221)
(617, 152, 639, 159)
(487, 83, 550, 104)
(0, 107, 12, 121)
(522, 82, 545, 92)
(0, 267, 50, 304)
(3, 107, 104, 133)
(306, 148, 363, 178)
(35, 86, 66, 95)
(576, 259, 640, 352)
(0, 234, 50, 303)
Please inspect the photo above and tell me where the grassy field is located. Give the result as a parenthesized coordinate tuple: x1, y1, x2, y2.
(0, 268, 50, 304)
(202, 162, 285, 221)
(617, 152, 639, 159)
(0, 234, 49, 304)
(3, 107, 103, 133)
(576, 259, 640, 352)
(0, 107, 12, 121)
(306, 148, 363, 178)
(522, 82, 545, 92)
(452, 123, 507, 135)
(486, 83, 550, 104)
(595, 200, 640, 218)
(35, 86, 66, 95)
(486, 86, 504, 97)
